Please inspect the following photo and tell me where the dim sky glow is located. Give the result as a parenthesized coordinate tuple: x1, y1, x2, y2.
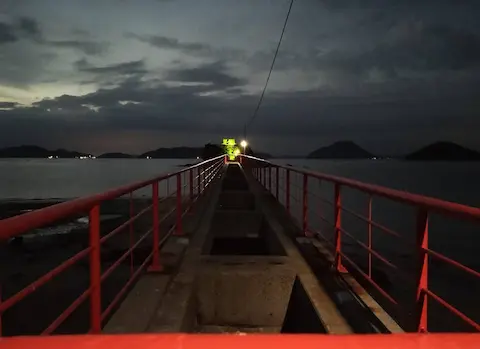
(1, 0, 480, 155)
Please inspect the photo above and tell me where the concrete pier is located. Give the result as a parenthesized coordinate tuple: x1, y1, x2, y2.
(104, 163, 399, 334)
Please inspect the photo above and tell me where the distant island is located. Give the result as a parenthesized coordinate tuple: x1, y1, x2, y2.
(140, 147, 202, 159)
(0, 144, 272, 159)
(307, 141, 374, 159)
(0, 145, 90, 158)
(97, 153, 135, 159)
(405, 141, 480, 161)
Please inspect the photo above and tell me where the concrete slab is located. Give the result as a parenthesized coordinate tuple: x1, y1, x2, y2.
(103, 274, 169, 333)
(195, 263, 296, 327)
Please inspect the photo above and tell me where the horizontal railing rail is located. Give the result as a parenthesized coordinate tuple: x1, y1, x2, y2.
(243, 155, 480, 333)
(0, 155, 225, 336)
(1, 333, 480, 349)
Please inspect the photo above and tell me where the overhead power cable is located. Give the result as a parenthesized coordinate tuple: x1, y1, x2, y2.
(245, 0, 294, 136)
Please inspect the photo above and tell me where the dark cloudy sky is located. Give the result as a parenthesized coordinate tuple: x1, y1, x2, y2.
(1, 0, 479, 155)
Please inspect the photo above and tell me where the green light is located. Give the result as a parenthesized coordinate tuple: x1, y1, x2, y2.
(222, 138, 240, 161)
(222, 138, 236, 146)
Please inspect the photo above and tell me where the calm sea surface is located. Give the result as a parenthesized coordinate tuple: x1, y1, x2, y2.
(0, 158, 479, 331)
(2, 158, 480, 204)
(0, 158, 193, 200)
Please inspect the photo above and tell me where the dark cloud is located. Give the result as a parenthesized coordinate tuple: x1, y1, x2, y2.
(166, 61, 246, 88)
(17, 17, 41, 38)
(126, 33, 209, 54)
(0, 17, 41, 45)
(48, 40, 108, 56)
(0, 16, 106, 55)
(75, 58, 147, 75)
(0, 22, 17, 44)
(356, 21, 480, 73)
(319, 0, 479, 10)
(126, 33, 244, 60)
(0, 102, 18, 109)
(2, 55, 478, 155)
(249, 20, 480, 81)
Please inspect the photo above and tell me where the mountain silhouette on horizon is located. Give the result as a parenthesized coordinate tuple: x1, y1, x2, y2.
(405, 141, 480, 161)
(307, 141, 374, 159)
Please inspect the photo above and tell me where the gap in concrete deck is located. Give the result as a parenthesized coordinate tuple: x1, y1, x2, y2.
(221, 178, 249, 191)
(190, 271, 326, 333)
(203, 211, 286, 256)
(210, 236, 269, 255)
(221, 165, 249, 192)
(217, 191, 255, 210)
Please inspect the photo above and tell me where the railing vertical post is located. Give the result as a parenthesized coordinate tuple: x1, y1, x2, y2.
(0, 284, 2, 336)
(89, 205, 101, 333)
(334, 184, 346, 273)
(303, 174, 308, 236)
(129, 193, 134, 276)
(286, 169, 290, 215)
(176, 173, 182, 235)
(149, 181, 162, 272)
(205, 165, 209, 188)
(189, 169, 193, 202)
(368, 195, 373, 278)
(199, 165, 204, 194)
(268, 166, 272, 192)
(196, 167, 200, 197)
(275, 166, 279, 199)
(416, 209, 429, 332)
(167, 177, 170, 197)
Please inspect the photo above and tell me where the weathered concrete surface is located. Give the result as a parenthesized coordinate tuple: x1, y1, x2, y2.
(103, 236, 190, 333)
(103, 274, 169, 333)
(195, 261, 296, 327)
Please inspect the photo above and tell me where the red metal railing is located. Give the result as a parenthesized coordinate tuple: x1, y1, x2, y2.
(1, 333, 480, 349)
(244, 155, 480, 333)
(0, 155, 224, 336)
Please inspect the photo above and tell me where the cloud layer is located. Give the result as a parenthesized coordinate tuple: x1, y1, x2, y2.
(1, 0, 479, 155)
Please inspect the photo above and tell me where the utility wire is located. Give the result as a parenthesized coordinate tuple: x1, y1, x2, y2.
(245, 0, 294, 135)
